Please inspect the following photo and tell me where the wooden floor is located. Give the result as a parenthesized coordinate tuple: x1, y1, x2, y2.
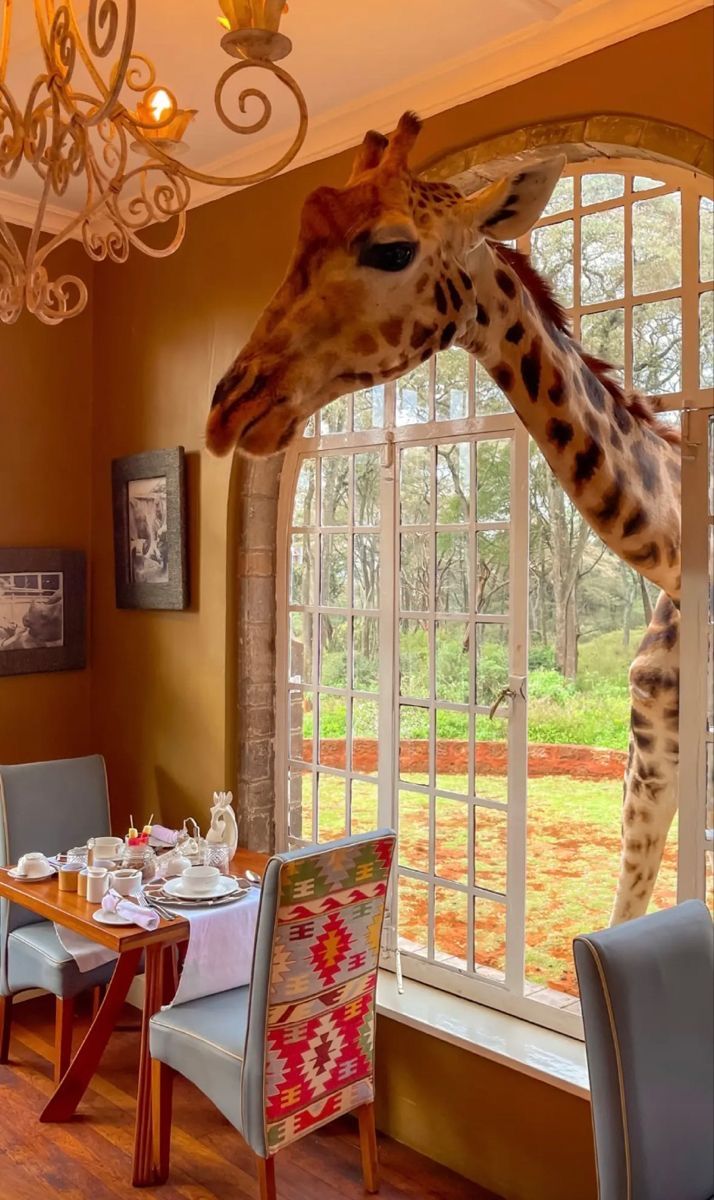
(1, 995, 499, 1200)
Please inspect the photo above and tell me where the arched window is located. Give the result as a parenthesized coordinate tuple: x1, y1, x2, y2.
(276, 160, 713, 1033)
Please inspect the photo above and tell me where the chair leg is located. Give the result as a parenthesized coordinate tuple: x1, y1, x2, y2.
(151, 1059, 174, 1184)
(90, 986, 103, 1021)
(0, 995, 12, 1063)
(255, 1154, 277, 1200)
(356, 1102, 379, 1194)
(54, 996, 74, 1085)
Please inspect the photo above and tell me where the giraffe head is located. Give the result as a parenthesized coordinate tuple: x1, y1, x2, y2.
(206, 112, 564, 457)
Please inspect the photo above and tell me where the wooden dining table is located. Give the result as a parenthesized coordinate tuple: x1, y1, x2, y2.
(0, 847, 266, 1188)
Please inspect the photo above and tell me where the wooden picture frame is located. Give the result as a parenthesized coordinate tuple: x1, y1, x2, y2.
(111, 447, 188, 611)
(0, 548, 86, 677)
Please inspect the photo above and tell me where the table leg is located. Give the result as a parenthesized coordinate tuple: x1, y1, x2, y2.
(40, 948, 142, 1123)
(132, 943, 172, 1187)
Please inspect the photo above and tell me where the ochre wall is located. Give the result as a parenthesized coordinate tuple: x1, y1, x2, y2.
(0, 238, 93, 765)
(376, 1018, 597, 1200)
(91, 9, 713, 833)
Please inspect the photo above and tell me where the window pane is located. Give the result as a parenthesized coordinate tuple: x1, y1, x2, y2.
(320, 396, 349, 434)
(701, 292, 714, 388)
(320, 533, 348, 605)
(352, 616, 379, 692)
(317, 773, 347, 841)
(319, 694, 346, 768)
(352, 699, 378, 777)
(397, 361, 430, 425)
(399, 791, 430, 872)
(436, 531, 469, 613)
(353, 385, 385, 431)
(700, 198, 714, 283)
(474, 896, 506, 979)
(475, 361, 510, 415)
(632, 193, 681, 295)
(531, 220, 573, 307)
(289, 611, 313, 683)
(581, 173, 624, 205)
(400, 705, 430, 783)
(435, 799, 468, 883)
(476, 439, 511, 522)
(353, 533, 380, 608)
(290, 533, 315, 605)
(435, 620, 469, 703)
(475, 623, 509, 707)
(435, 887, 468, 968)
(476, 531, 510, 615)
(319, 615, 347, 685)
(293, 458, 315, 526)
(351, 780, 378, 834)
(288, 766, 312, 842)
(633, 175, 665, 192)
(581, 207, 625, 304)
(475, 716, 508, 807)
(541, 176, 574, 218)
(474, 807, 508, 895)
(400, 446, 431, 524)
(398, 875, 429, 956)
(400, 618, 429, 699)
(436, 443, 470, 524)
(400, 532, 430, 611)
(435, 708, 469, 795)
(354, 452, 380, 526)
(633, 298, 682, 394)
(321, 456, 349, 525)
(580, 309, 625, 378)
(289, 688, 312, 761)
(435, 348, 469, 420)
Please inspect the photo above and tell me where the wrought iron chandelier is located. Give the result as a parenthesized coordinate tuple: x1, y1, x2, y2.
(0, 1, 307, 325)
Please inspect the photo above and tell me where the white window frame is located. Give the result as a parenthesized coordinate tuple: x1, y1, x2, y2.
(275, 158, 714, 1038)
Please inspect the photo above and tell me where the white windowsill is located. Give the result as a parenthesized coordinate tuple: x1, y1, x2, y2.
(376, 971, 590, 1100)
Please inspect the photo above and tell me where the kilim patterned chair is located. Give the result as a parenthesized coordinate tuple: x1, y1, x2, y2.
(150, 829, 396, 1199)
(0, 755, 118, 1082)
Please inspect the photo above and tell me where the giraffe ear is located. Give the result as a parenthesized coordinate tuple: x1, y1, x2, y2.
(347, 129, 389, 184)
(461, 156, 567, 242)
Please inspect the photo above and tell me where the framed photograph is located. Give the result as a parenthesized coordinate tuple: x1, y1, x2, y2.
(112, 447, 188, 610)
(0, 549, 86, 677)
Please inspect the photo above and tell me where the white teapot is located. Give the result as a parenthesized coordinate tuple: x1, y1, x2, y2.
(161, 847, 193, 878)
(205, 791, 238, 857)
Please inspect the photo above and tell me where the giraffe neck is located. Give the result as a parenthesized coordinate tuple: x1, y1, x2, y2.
(458, 242, 681, 599)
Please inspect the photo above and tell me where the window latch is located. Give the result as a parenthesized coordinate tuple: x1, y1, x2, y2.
(488, 685, 516, 719)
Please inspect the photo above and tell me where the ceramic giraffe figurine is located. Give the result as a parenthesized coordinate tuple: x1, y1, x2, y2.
(207, 113, 681, 925)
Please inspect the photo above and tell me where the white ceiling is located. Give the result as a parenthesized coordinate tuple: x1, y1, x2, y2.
(1, 0, 705, 230)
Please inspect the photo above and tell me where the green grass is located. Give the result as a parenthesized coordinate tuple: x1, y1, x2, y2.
(301, 773, 677, 996)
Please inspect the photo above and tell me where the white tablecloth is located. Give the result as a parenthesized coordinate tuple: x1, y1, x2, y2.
(168, 888, 260, 1008)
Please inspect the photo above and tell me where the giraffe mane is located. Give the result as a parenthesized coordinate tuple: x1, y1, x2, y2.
(493, 243, 681, 447)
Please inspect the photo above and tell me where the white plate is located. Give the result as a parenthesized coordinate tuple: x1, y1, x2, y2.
(8, 865, 56, 882)
(92, 908, 137, 927)
(162, 875, 239, 901)
(155, 889, 249, 910)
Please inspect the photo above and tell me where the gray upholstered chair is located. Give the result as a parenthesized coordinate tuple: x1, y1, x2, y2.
(574, 900, 714, 1200)
(150, 829, 396, 1200)
(0, 754, 119, 1082)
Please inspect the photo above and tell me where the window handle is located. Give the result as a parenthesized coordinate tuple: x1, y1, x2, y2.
(488, 685, 515, 719)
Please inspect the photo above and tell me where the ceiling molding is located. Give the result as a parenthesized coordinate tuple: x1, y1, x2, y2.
(2, 0, 707, 235)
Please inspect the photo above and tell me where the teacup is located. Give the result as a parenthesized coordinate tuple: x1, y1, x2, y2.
(89, 836, 124, 862)
(109, 868, 141, 897)
(181, 865, 220, 896)
(17, 852, 51, 878)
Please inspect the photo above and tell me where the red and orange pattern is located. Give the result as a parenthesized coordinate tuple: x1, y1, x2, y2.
(263, 834, 395, 1151)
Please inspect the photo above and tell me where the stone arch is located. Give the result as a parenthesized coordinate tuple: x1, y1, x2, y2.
(230, 113, 712, 853)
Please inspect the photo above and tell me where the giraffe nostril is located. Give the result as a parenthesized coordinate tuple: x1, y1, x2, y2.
(211, 376, 232, 410)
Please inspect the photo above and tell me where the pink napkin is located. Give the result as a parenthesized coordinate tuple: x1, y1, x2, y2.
(102, 889, 160, 930)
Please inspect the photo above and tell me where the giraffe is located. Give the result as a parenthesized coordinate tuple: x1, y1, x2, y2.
(207, 113, 682, 925)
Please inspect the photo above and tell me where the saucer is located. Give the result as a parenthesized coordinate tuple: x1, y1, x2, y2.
(9, 865, 56, 882)
(163, 875, 239, 901)
(92, 908, 137, 927)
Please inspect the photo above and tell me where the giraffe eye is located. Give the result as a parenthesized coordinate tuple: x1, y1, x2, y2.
(358, 241, 417, 272)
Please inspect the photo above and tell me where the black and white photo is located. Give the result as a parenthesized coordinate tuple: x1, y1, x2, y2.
(0, 550, 85, 677)
(112, 447, 188, 610)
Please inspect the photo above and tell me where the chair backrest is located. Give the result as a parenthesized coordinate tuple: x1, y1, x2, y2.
(0, 755, 111, 981)
(574, 900, 714, 1200)
(241, 829, 396, 1158)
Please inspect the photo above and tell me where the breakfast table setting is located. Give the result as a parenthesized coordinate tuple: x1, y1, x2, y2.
(0, 793, 267, 1188)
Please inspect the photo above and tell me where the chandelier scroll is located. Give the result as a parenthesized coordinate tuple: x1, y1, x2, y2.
(0, 1, 308, 325)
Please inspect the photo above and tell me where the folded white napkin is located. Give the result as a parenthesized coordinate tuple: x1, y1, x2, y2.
(168, 888, 260, 1008)
(102, 889, 160, 931)
(149, 825, 179, 849)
